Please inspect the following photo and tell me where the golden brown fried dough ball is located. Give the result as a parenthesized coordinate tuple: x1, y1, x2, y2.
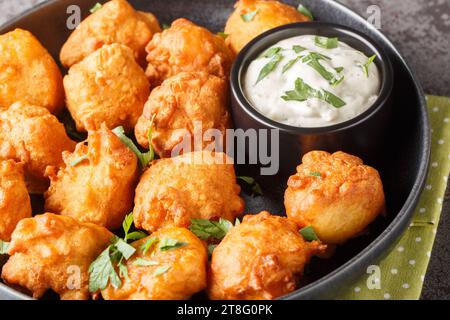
(284, 151, 385, 245)
(208, 211, 324, 300)
(224, 0, 311, 54)
(45, 125, 139, 230)
(60, 0, 161, 68)
(0, 160, 32, 241)
(145, 18, 234, 87)
(133, 151, 244, 233)
(0, 101, 76, 193)
(1, 213, 113, 300)
(0, 29, 64, 114)
(102, 227, 207, 300)
(135, 71, 231, 158)
(63, 43, 150, 132)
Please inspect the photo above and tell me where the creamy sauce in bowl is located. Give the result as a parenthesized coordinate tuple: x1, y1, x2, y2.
(243, 35, 381, 128)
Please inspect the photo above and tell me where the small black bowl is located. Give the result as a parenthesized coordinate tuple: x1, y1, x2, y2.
(230, 22, 394, 175)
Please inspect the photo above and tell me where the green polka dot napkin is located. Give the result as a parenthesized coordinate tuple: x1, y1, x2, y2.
(337, 96, 450, 300)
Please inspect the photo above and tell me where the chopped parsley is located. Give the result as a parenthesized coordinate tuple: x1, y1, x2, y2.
(282, 78, 346, 108)
(189, 218, 235, 241)
(299, 226, 320, 242)
(359, 54, 377, 77)
(314, 36, 339, 49)
(297, 4, 314, 20)
(259, 47, 282, 59)
(0, 240, 9, 255)
(158, 238, 187, 251)
(89, 3, 102, 14)
(302, 52, 344, 86)
(133, 258, 159, 266)
(140, 237, 158, 255)
(217, 32, 228, 39)
(241, 9, 259, 22)
(153, 265, 170, 276)
(237, 176, 263, 196)
(308, 172, 322, 177)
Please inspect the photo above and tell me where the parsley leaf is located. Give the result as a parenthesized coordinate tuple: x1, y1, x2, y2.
(208, 244, 217, 256)
(255, 53, 283, 84)
(89, 3, 102, 14)
(69, 154, 88, 167)
(302, 52, 344, 86)
(189, 218, 234, 240)
(282, 56, 302, 74)
(359, 54, 377, 77)
(162, 23, 170, 30)
(259, 47, 282, 59)
(88, 246, 122, 292)
(126, 231, 147, 241)
(237, 176, 263, 196)
(293, 45, 307, 54)
(113, 126, 149, 168)
(141, 237, 158, 255)
(0, 240, 10, 255)
(133, 258, 159, 266)
(314, 36, 339, 49)
(141, 114, 156, 166)
(300, 226, 320, 242)
(241, 9, 259, 22)
(217, 32, 228, 39)
(297, 4, 314, 20)
(282, 78, 346, 108)
(153, 265, 170, 276)
(308, 172, 322, 177)
(115, 239, 136, 260)
(159, 238, 187, 251)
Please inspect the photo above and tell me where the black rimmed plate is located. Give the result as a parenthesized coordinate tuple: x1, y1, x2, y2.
(0, 0, 430, 300)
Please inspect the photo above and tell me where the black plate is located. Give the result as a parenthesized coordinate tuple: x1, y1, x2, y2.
(0, 0, 430, 300)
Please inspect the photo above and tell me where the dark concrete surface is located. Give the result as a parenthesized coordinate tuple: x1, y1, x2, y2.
(0, 0, 449, 300)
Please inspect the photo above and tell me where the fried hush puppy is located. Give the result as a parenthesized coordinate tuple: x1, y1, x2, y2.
(208, 211, 325, 300)
(0, 29, 64, 114)
(102, 227, 207, 300)
(133, 151, 244, 233)
(224, 0, 311, 54)
(0, 160, 32, 242)
(0, 101, 76, 193)
(1, 213, 113, 300)
(60, 0, 161, 68)
(284, 151, 385, 245)
(45, 125, 139, 230)
(135, 71, 231, 158)
(145, 18, 234, 87)
(64, 43, 150, 132)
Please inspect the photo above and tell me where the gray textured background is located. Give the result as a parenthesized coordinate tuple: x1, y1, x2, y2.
(0, 0, 449, 299)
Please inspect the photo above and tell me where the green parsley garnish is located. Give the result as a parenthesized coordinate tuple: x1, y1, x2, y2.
(140, 237, 158, 255)
(360, 54, 377, 77)
(141, 114, 156, 166)
(299, 226, 320, 242)
(89, 3, 102, 14)
(207, 244, 217, 256)
(302, 52, 344, 86)
(88, 213, 146, 292)
(259, 47, 282, 59)
(255, 53, 283, 84)
(0, 240, 10, 255)
(297, 4, 314, 20)
(282, 78, 346, 108)
(217, 32, 228, 39)
(133, 258, 159, 267)
(237, 176, 263, 196)
(69, 154, 88, 167)
(308, 172, 321, 177)
(241, 9, 259, 22)
(159, 238, 187, 251)
(282, 56, 301, 74)
(189, 218, 234, 241)
(293, 45, 307, 54)
(314, 36, 339, 49)
(162, 23, 170, 30)
(112, 125, 154, 168)
(153, 265, 170, 276)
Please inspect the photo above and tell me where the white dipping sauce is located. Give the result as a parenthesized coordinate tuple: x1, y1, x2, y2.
(244, 35, 381, 127)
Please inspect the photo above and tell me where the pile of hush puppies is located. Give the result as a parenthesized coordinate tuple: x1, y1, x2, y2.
(0, 0, 385, 300)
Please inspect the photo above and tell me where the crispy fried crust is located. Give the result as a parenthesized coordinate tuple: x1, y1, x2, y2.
(0, 160, 32, 241)
(1, 213, 113, 300)
(208, 211, 325, 300)
(145, 18, 234, 87)
(60, 0, 161, 68)
(135, 71, 232, 158)
(0, 101, 76, 193)
(0, 29, 64, 114)
(63, 43, 150, 132)
(224, 0, 310, 54)
(102, 227, 207, 300)
(45, 125, 139, 230)
(284, 151, 386, 244)
(133, 151, 244, 233)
